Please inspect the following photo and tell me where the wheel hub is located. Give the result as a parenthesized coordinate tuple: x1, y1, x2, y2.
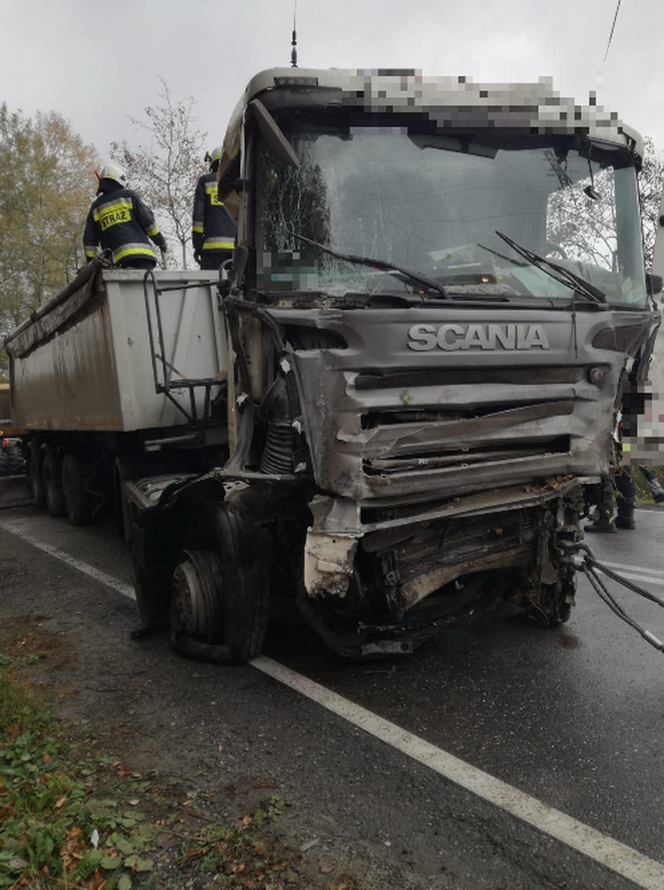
(171, 550, 224, 641)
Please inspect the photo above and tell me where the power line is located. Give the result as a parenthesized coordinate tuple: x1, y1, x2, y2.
(603, 0, 623, 63)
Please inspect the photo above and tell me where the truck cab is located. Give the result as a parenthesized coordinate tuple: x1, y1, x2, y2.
(179, 68, 658, 658)
(9, 68, 661, 662)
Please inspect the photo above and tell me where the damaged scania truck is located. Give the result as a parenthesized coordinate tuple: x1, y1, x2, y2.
(7, 69, 662, 661)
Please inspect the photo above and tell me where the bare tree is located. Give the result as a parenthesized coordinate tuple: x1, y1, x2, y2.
(547, 137, 664, 273)
(111, 78, 208, 269)
(639, 137, 664, 270)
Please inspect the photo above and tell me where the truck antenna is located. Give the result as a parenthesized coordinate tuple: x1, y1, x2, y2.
(291, 0, 298, 67)
(603, 0, 622, 62)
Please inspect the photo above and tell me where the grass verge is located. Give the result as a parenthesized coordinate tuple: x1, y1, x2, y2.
(0, 622, 372, 890)
(0, 664, 156, 890)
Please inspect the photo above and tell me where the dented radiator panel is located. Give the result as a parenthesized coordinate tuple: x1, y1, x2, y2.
(269, 305, 656, 505)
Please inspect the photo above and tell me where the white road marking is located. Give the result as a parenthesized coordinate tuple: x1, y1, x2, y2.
(600, 560, 664, 580)
(253, 655, 664, 890)
(4, 517, 664, 889)
(601, 571, 664, 588)
(0, 518, 136, 601)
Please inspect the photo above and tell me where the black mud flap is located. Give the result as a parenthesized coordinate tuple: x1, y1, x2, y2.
(131, 508, 187, 630)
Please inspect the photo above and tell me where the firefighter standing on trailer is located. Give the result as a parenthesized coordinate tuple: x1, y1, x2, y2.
(83, 163, 167, 270)
(192, 147, 237, 270)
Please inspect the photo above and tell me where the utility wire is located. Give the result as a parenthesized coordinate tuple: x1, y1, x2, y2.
(603, 0, 623, 62)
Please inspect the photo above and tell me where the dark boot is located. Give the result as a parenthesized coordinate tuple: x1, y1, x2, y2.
(584, 520, 617, 534)
(585, 476, 616, 533)
(615, 467, 636, 531)
(615, 516, 636, 530)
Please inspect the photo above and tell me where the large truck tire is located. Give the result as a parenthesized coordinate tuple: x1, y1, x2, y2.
(217, 507, 271, 662)
(27, 441, 46, 508)
(42, 446, 66, 518)
(62, 452, 98, 526)
(170, 506, 271, 664)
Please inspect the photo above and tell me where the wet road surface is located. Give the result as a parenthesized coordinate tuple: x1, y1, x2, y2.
(1, 502, 664, 889)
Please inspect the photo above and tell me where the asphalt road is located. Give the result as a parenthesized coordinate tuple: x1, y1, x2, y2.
(2, 500, 664, 890)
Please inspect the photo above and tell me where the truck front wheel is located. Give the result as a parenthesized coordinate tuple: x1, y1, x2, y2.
(170, 506, 271, 664)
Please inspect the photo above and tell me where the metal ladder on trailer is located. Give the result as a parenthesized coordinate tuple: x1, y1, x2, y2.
(142, 270, 226, 441)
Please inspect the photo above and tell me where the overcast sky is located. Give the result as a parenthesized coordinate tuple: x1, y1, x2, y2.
(1, 0, 662, 159)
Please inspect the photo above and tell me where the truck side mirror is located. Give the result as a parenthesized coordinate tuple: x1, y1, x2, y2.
(646, 272, 663, 297)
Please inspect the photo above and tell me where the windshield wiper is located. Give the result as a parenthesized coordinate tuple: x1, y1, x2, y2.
(287, 232, 450, 300)
(495, 231, 608, 305)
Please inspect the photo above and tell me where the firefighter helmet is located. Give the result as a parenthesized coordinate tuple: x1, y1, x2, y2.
(98, 163, 128, 186)
(205, 146, 222, 164)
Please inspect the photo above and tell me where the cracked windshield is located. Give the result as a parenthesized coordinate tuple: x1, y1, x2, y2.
(256, 117, 647, 305)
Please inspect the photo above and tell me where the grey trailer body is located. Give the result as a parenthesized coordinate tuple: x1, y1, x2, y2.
(5, 261, 229, 526)
(7, 267, 226, 433)
(8, 69, 661, 661)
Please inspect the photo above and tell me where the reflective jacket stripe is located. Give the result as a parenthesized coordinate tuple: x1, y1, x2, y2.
(146, 224, 160, 237)
(192, 222, 204, 233)
(84, 245, 97, 258)
(202, 239, 234, 251)
(93, 197, 133, 221)
(113, 244, 156, 263)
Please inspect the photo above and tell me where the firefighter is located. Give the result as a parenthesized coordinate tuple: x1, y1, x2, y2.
(192, 147, 237, 270)
(83, 163, 167, 269)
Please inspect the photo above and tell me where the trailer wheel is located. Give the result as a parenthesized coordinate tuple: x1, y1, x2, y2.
(170, 506, 271, 664)
(62, 452, 98, 526)
(27, 441, 46, 508)
(42, 446, 66, 518)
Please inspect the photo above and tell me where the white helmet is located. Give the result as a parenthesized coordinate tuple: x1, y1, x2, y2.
(206, 146, 222, 164)
(99, 162, 128, 186)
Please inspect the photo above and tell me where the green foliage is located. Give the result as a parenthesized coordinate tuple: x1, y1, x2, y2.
(182, 797, 302, 887)
(0, 669, 154, 889)
(0, 103, 100, 360)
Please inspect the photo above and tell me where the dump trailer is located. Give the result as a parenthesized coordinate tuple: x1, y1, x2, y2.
(6, 69, 662, 662)
(5, 260, 228, 522)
